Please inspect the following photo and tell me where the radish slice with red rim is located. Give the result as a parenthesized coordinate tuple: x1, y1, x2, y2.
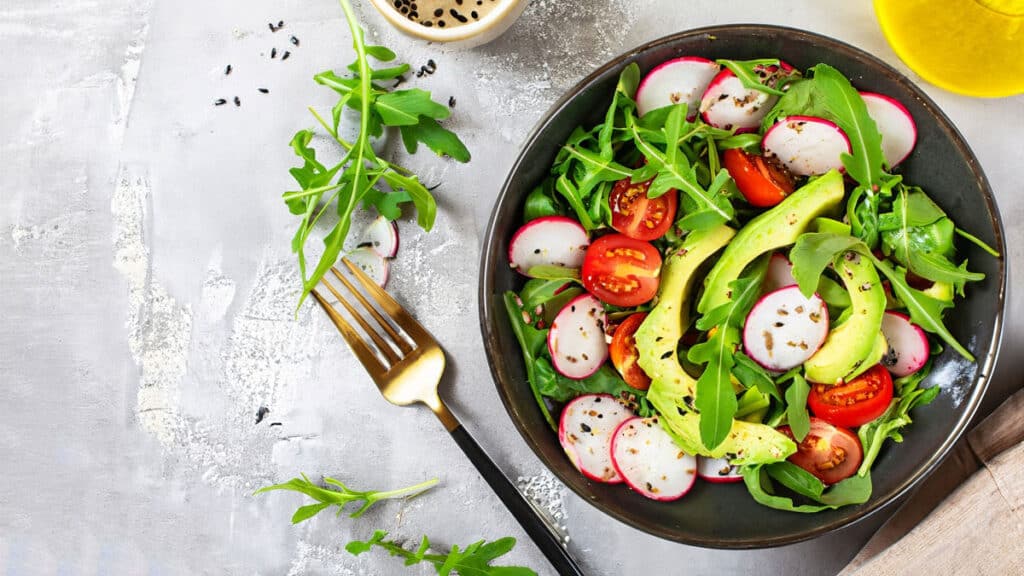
(636, 57, 720, 119)
(558, 394, 633, 483)
(861, 91, 917, 168)
(881, 311, 930, 377)
(548, 293, 608, 379)
(611, 417, 697, 501)
(346, 246, 389, 287)
(699, 62, 792, 133)
(743, 285, 829, 372)
(762, 116, 852, 176)
(359, 215, 399, 258)
(508, 216, 589, 277)
(696, 456, 743, 483)
(763, 252, 798, 293)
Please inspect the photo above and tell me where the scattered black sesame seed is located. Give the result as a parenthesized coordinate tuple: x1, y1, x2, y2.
(471, 10, 478, 18)
(233, 96, 241, 106)
(411, 2, 418, 9)
(214, 98, 227, 106)
(268, 22, 277, 32)
(456, 0, 462, 4)
(449, 8, 468, 22)
(224, 64, 232, 75)
(278, 20, 284, 28)
(427, 58, 436, 71)
(255, 406, 270, 424)
(394, 0, 401, 6)
(434, 8, 443, 16)
(271, 47, 277, 59)
(400, 5, 408, 13)
(281, 50, 291, 60)
(438, 20, 446, 27)
(269, 422, 282, 427)
(410, 11, 419, 19)
(427, 182, 442, 191)
(290, 35, 299, 46)
(448, 96, 456, 107)
(422, 20, 433, 27)
(258, 88, 269, 94)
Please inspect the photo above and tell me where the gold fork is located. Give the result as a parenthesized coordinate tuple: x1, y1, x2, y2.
(312, 258, 584, 576)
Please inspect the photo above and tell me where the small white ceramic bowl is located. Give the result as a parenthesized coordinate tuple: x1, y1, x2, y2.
(368, 0, 529, 48)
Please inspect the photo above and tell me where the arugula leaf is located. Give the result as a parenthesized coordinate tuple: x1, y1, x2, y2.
(784, 374, 811, 442)
(347, 530, 537, 576)
(554, 175, 597, 230)
(255, 473, 437, 523)
(733, 351, 781, 401)
(688, 257, 768, 449)
(286, 0, 470, 306)
(790, 233, 864, 298)
(716, 58, 791, 96)
(503, 292, 557, 429)
(879, 186, 984, 290)
(857, 361, 940, 475)
(742, 465, 872, 512)
(523, 181, 562, 221)
(534, 359, 650, 410)
(766, 461, 823, 500)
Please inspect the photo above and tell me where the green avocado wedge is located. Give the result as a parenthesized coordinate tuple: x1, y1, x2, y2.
(636, 225, 796, 466)
(698, 170, 846, 315)
(804, 251, 887, 384)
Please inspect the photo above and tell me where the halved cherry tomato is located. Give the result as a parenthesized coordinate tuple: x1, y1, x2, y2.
(808, 364, 894, 428)
(609, 177, 678, 241)
(722, 148, 796, 207)
(609, 313, 652, 390)
(778, 418, 863, 485)
(581, 234, 661, 307)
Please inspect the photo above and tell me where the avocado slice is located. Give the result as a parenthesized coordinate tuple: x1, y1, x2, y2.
(636, 225, 796, 465)
(804, 251, 887, 384)
(698, 170, 846, 315)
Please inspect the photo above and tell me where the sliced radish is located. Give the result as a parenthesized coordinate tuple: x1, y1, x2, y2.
(861, 92, 917, 168)
(558, 394, 634, 483)
(880, 311, 930, 377)
(345, 246, 389, 287)
(358, 215, 399, 258)
(762, 116, 852, 176)
(696, 456, 743, 484)
(763, 252, 797, 293)
(508, 216, 589, 277)
(636, 57, 720, 119)
(610, 417, 697, 501)
(699, 62, 792, 133)
(548, 294, 608, 379)
(743, 286, 829, 372)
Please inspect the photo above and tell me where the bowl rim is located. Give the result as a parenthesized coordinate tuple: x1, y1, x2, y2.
(367, 0, 528, 43)
(478, 23, 1006, 548)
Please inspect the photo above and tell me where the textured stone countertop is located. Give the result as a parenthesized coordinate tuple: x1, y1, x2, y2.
(1, 1, 1021, 574)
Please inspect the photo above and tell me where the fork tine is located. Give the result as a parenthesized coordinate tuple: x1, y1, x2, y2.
(311, 287, 388, 378)
(329, 267, 414, 355)
(319, 275, 401, 365)
(342, 258, 433, 343)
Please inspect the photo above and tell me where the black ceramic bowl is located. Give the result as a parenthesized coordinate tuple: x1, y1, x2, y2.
(479, 25, 1005, 548)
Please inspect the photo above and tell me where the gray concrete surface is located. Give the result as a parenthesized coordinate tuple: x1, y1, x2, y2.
(1, 0, 1021, 574)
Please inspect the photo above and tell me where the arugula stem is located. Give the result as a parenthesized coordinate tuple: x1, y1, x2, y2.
(370, 477, 439, 500)
(308, 106, 416, 177)
(955, 227, 1001, 257)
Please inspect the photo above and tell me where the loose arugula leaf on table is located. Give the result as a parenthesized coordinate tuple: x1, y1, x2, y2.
(742, 465, 873, 513)
(347, 530, 537, 576)
(858, 361, 940, 475)
(255, 473, 438, 523)
(687, 256, 768, 449)
(285, 0, 470, 306)
(878, 186, 985, 291)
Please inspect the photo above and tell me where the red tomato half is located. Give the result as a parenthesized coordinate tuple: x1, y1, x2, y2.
(609, 177, 678, 241)
(808, 364, 894, 428)
(722, 148, 796, 207)
(609, 313, 652, 390)
(581, 234, 661, 307)
(778, 418, 863, 485)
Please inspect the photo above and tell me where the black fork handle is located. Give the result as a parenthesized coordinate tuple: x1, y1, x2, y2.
(449, 424, 586, 576)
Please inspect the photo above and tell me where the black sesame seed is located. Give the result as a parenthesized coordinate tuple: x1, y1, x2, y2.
(290, 35, 299, 46)
(422, 20, 433, 26)
(426, 58, 436, 71)
(400, 5, 408, 13)
(448, 96, 456, 107)
(449, 8, 468, 22)
(233, 96, 241, 106)
(277, 20, 284, 28)
(258, 88, 269, 94)
(438, 20, 446, 27)
(224, 64, 232, 75)
(271, 47, 277, 58)
(471, 10, 478, 18)
(434, 8, 443, 16)
(214, 98, 227, 106)
(477, 0, 482, 4)
(456, 0, 462, 4)
(410, 11, 418, 18)
(268, 22, 277, 32)
(394, 0, 401, 6)
(281, 50, 290, 60)
(411, 2, 417, 9)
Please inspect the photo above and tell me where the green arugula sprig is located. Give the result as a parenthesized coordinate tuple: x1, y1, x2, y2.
(347, 530, 537, 576)
(286, 0, 470, 306)
(255, 473, 438, 524)
(858, 361, 940, 475)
